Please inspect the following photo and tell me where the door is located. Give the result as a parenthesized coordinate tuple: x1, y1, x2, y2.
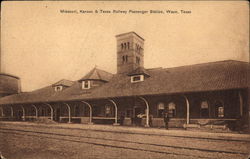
(133, 107, 142, 126)
(55, 108, 60, 121)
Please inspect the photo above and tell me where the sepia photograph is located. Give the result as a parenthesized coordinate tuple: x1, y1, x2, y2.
(0, 1, 249, 159)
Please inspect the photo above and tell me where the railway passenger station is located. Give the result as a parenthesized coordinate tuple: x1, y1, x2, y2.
(0, 32, 249, 131)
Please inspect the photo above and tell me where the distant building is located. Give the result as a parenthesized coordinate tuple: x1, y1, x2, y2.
(0, 73, 21, 97)
(0, 32, 249, 131)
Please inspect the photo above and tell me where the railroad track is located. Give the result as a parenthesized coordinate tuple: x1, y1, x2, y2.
(0, 127, 248, 159)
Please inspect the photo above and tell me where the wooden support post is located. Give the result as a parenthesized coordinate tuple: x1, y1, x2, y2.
(81, 101, 93, 124)
(21, 106, 25, 121)
(184, 95, 190, 125)
(238, 91, 243, 117)
(108, 99, 119, 126)
(32, 104, 38, 118)
(139, 97, 150, 127)
(63, 103, 71, 123)
(44, 103, 53, 120)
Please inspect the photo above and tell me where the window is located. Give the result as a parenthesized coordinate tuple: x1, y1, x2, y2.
(215, 101, 224, 118)
(157, 102, 165, 117)
(131, 75, 144, 83)
(125, 55, 128, 62)
(127, 42, 130, 49)
(105, 105, 112, 117)
(122, 55, 128, 64)
(168, 102, 176, 117)
(122, 56, 125, 64)
(121, 43, 124, 50)
(55, 86, 63, 92)
(82, 80, 90, 89)
(200, 101, 209, 118)
(136, 57, 140, 64)
(218, 107, 224, 118)
(139, 46, 142, 53)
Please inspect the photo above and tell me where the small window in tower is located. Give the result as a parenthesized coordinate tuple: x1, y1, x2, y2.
(127, 42, 130, 49)
(122, 56, 125, 64)
(125, 55, 128, 62)
(124, 43, 127, 50)
(121, 43, 123, 50)
(138, 46, 141, 53)
(136, 57, 140, 64)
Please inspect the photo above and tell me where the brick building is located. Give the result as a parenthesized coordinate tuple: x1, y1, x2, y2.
(0, 32, 249, 131)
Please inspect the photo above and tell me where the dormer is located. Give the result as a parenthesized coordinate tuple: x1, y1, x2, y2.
(78, 67, 113, 90)
(52, 79, 74, 92)
(127, 67, 150, 83)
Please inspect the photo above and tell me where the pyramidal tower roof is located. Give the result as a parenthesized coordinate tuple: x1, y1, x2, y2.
(79, 67, 113, 82)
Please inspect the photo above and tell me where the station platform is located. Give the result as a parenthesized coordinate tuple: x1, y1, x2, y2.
(0, 121, 249, 142)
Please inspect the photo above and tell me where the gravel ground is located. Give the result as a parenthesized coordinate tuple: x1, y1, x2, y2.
(0, 122, 249, 159)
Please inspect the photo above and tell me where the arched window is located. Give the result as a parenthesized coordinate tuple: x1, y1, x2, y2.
(215, 101, 224, 118)
(125, 55, 128, 62)
(121, 43, 123, 50)
(157, 102, 165, 117)
(168, 102, 176, 117)
(124, 43, 127, 49)
(200, 100, 209, 118)
(127, 42, 130, 49)
(122, 56, 125, 64)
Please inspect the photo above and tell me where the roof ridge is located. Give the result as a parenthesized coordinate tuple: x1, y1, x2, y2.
(160, 60, 249, 70)
(95, 68, 102, 80)
(94, 67, 114, 75)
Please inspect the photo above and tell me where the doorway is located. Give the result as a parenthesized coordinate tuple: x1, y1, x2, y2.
(133, 106, 142, 126)
(55, 108, 60, 121)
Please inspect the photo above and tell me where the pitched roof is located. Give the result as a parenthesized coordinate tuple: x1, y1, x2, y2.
(50, 60, 248, 102)
(0, 60, 249, 105)
(52, 79, 74, 87)
(78, 67, 113, 82)
(0, 79, 76, 105)
(127, 67, 150, 77)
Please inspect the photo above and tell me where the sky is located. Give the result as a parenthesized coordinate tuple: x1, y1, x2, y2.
(1, 1, 249, 92)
